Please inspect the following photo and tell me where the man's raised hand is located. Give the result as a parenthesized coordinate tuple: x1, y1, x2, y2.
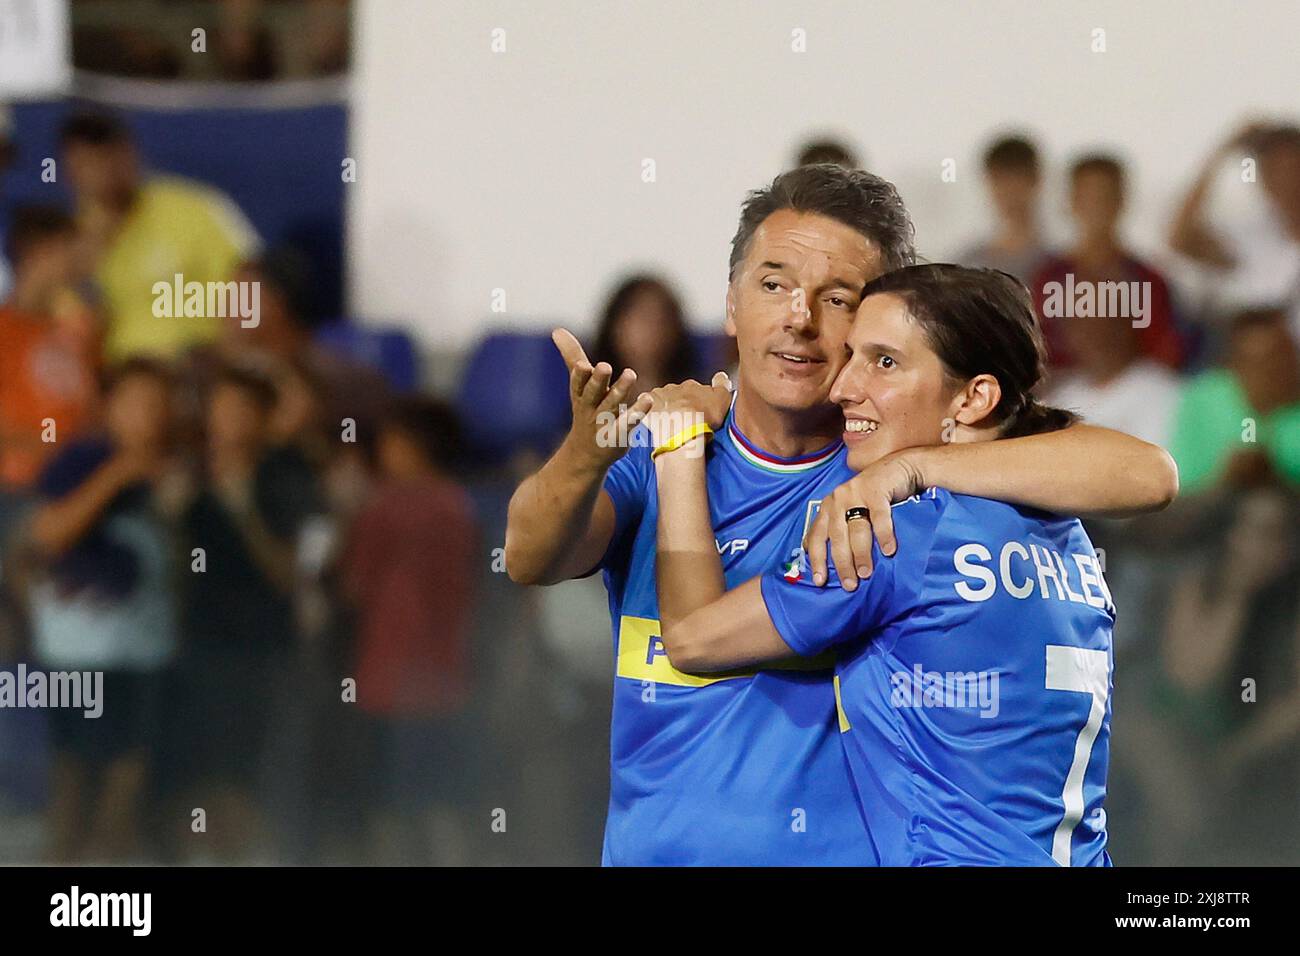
(552, 328, 652, 469)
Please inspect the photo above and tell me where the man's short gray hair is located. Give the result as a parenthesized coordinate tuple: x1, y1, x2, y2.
(728, 164, 915, 281)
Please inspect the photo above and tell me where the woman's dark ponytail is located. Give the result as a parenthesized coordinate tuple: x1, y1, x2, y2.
(1001, 397, 1078, 438)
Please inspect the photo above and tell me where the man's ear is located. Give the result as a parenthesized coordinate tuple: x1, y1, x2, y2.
(951, 374, 1002, 427)
(724, 284, 737, 338)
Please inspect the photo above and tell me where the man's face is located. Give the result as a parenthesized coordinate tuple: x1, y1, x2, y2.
(829, 293, 962, 471)
(208, 384, 269, 453)
(1231, 320, 1300, 414)
(1070, 168, 1123, 239)
(106, 375, 171, 451)
(23, 233, 79, 296)
(64, 141, 138, 205)
(377, 428, 426, 480)
(987, 167, 1039, 222)
(726, 209, 883, 415)
(1061, 311, 1140, 379)
(229, 264, 291, 351)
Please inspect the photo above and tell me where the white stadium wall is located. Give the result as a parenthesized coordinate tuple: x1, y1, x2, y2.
(347, 0, 1300, 350)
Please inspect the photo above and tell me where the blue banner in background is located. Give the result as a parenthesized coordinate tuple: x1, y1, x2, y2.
(2, 83, 347, 321)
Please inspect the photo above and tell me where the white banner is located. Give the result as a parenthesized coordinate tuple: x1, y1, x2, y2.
(0, 0, 71, 98)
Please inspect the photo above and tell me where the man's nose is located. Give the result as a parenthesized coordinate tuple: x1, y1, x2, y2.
(785, 289, 816, 334)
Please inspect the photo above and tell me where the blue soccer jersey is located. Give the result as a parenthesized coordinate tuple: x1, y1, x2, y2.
(598, 407, 874, 866)
(762, 488, 1115, 867)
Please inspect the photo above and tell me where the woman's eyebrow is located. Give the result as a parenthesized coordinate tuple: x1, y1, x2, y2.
(857, 340, 900, 353)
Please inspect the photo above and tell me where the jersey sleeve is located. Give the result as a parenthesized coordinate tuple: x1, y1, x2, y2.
(593, 425, 654, 571)
(760, 490, 948, 657)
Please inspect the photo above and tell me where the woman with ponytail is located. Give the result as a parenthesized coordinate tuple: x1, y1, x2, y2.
(647, 264, 1142, 865)
(803, 264, 1166, 588)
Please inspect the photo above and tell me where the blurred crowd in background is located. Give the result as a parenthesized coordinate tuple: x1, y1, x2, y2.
(71, 0, 350, 81)
(0, 0, 1298, 867)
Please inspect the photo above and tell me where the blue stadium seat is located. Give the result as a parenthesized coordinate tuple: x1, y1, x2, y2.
(690, 331, 736, 376)
(457, 331, 572, 463)
(315, 321, 422, 392)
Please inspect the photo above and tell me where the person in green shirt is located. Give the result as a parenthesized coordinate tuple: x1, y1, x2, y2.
(60, 111, 260, 364)
(1168, 308, 1300, 496)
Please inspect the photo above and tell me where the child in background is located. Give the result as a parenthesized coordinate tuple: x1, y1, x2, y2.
(958, 134, 1050, 284)
(0, 206, 99, 499)
(0, 206, 101, 717)
(1033, 154, 1187, 372)
(24, 359, 179, 862)
(342, 397, 477, 865)
(170, 365, 309, 862)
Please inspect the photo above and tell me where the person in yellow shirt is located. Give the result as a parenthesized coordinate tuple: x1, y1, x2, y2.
(60, 111, 260, 364)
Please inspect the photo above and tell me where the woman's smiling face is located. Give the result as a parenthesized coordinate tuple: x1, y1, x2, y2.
(829, 292, 966, 471)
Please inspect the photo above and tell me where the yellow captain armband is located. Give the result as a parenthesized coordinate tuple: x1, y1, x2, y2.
(651, 421, 714, 460)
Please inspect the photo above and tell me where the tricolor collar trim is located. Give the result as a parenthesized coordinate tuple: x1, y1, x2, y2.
(724, 403, 843, 475)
